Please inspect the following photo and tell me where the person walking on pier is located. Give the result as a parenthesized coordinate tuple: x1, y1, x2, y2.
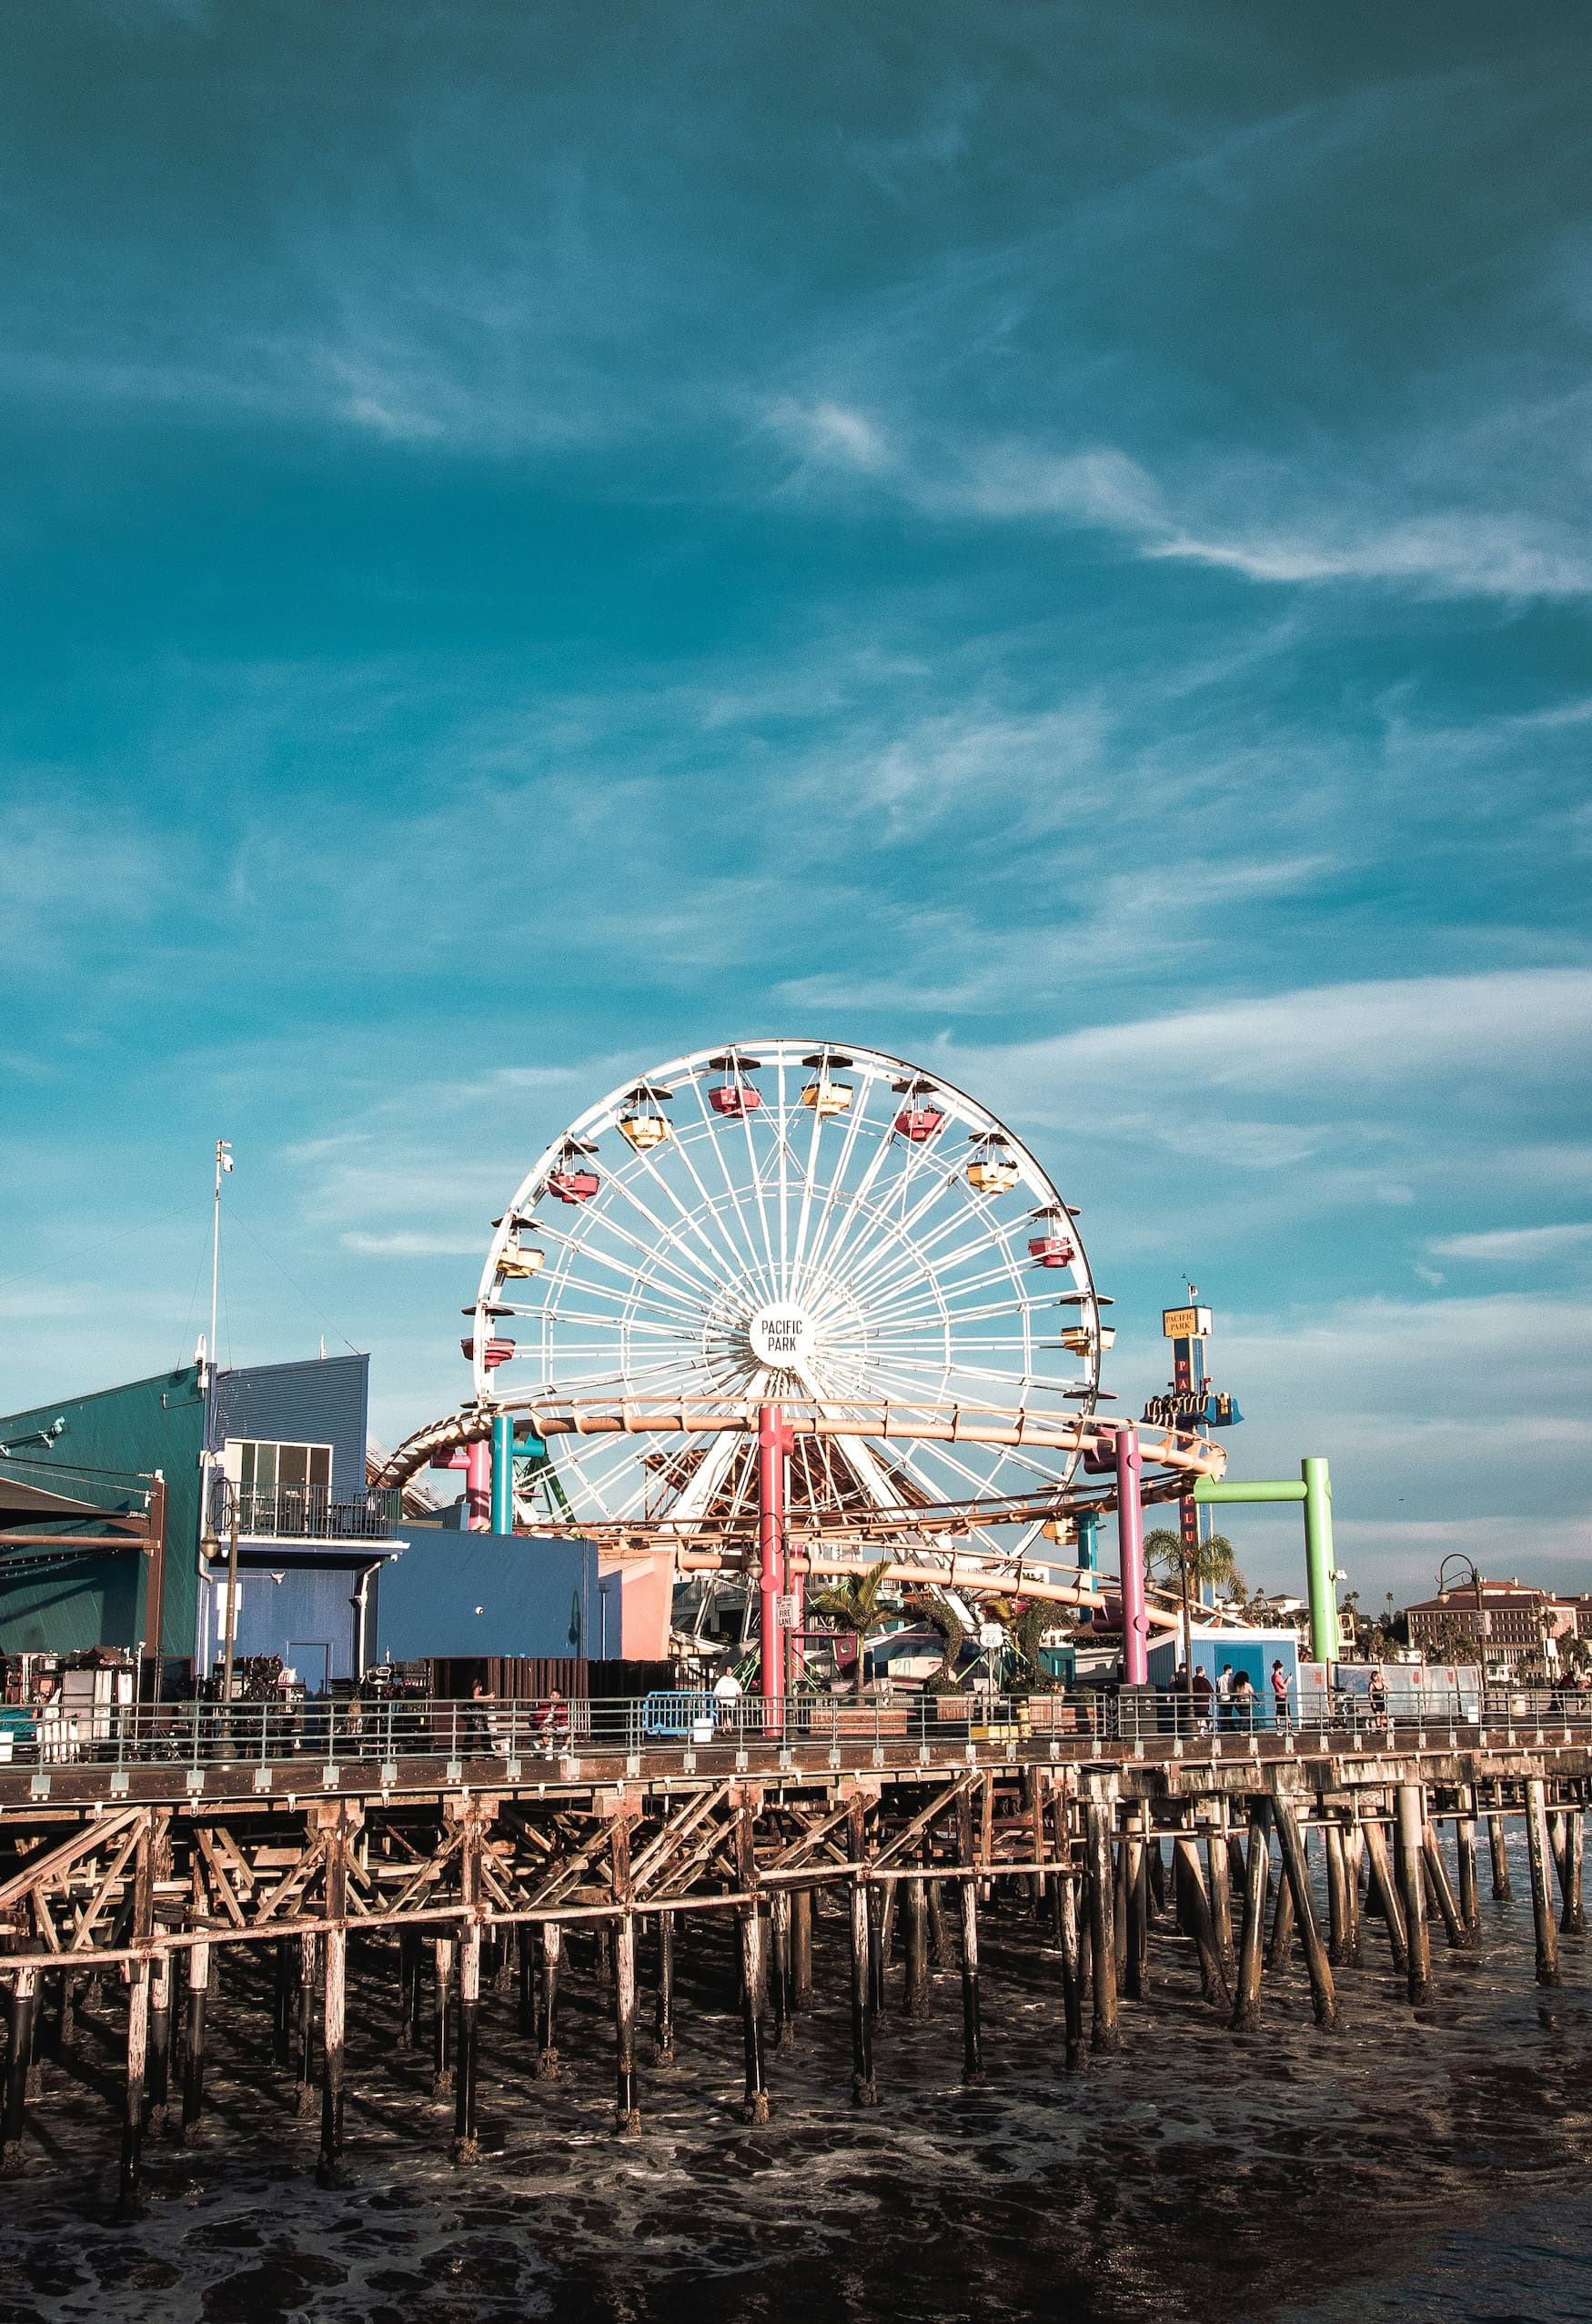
(1192, 1663, 1214, 1735)
(1216, 1663, 1235, 1733)
(1231, 1669, 1256, 1732)
(1271, 1659, 1293, 1732)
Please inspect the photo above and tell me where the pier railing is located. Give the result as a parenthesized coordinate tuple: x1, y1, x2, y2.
(5, 1682, 1585, 1775)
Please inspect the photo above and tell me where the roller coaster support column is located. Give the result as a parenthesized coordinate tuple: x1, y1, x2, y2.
(466, 1436, 491, 1532)
(758, 1405, 793, 1705)
(1194, 1461, 1339, 1664)
(1076, 1508, 1101, 1577)
(1115, 1429, 1149, 1687)
(490, 1412, 515, 1534)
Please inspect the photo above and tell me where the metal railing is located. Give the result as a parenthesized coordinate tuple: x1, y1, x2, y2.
(207, 1478, 404, 1541)
(4, 1683, 1590, 1778)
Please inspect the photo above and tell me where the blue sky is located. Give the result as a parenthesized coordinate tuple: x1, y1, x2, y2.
(3, 1, 1588, 1603)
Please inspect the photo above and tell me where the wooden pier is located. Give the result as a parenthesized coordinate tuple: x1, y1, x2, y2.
(2, 1709, 1587, 2213)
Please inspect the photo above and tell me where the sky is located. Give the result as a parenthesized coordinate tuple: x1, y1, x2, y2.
(2, 0, 1589, 1605)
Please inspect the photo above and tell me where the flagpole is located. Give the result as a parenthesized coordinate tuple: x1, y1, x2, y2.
(209, 1138, 232, 1373)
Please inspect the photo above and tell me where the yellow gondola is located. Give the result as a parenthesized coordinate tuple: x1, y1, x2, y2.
(800, 1050, 854, 1116)
(617, 1082, 673, 1151)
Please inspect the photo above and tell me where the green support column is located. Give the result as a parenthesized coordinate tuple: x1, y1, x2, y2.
(490, 1412, 515, 1536)
(1301, 1457, 1336, 1665)
(1194, 1465, 1338, 1665)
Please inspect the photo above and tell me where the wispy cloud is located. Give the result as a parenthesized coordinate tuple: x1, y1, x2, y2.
(341, 1231, 486, 1259)
(1428, 1222, 1592, 1263)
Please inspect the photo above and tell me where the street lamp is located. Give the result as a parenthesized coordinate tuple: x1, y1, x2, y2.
(1436, 1552, 1490, 1661)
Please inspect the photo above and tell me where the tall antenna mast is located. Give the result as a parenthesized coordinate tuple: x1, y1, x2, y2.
(209, 1138, 233, 1374)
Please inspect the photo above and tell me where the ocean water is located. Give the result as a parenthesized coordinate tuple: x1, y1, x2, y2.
(1, 1829, 1588, 2324)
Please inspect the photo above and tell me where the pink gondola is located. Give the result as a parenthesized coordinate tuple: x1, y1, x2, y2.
(1028, 1235, 1075, 1268)
(460, 1337, 517, 1368)
(548, 1167, 600, 1202)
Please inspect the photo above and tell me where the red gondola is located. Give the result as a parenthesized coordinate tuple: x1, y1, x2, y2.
(460, 1337, 516, 1368)
(547, 1137, 600, 1202)
(892, 1076, 945, 1142)
(708, 1051, 762, 1117)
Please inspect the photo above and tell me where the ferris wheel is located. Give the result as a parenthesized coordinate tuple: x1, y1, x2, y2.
(462, 1041, 1113, 1560)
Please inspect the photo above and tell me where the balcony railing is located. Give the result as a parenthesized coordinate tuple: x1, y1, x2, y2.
(207, 1478, 403, 1542)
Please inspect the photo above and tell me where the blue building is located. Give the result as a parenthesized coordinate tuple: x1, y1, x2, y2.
(0, 1353, 405, 1689)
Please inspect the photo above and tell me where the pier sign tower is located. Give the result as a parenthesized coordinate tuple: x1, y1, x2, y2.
(1142, 1287, 1242, 1574)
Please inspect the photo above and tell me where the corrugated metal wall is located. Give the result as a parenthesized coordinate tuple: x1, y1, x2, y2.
(227, 1560, 368, 1685)
(208, 1355, 368, 1500)
(376, 1528, 597, 1663)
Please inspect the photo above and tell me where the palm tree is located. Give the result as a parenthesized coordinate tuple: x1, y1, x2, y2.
(809, 1559, 893, 1690)
(905, 1589, 968, 1691)
(1144, 1527, 1244, 1601)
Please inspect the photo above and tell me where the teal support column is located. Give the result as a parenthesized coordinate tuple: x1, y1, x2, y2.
(490, 1413, 515, 1535)
(1076, 1510, 1101, 1576)
(1301, 1457, 1336, 1666)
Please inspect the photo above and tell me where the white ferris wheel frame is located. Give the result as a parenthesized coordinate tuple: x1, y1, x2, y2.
(467, 1039, 1108, 1552)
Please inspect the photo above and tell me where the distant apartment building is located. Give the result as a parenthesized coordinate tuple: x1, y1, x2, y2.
(1405, 1577, 1588, 1671)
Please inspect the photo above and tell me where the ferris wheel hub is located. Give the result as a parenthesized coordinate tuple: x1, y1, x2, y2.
(748, 1302, 815, 1373)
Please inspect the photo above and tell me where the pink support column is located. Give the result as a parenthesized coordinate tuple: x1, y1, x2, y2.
(466, 1438, 492, 1533)
(1115, 1426, 1149, 1686)
(758, 1405, 788, 1707)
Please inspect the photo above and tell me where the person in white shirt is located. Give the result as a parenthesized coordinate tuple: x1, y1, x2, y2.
(713, 1665, 742, 1732)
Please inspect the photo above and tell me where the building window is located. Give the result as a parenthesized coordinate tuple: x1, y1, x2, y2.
(234, 1441, 332, 1533)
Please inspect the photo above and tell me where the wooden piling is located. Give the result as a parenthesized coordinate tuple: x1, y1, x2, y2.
(613, 1915, 640, 2136)
(1325, 1821, 1350, 1966)
(1361, 1813, 1407, 1973)
(296, 1932, 317, 2116)
(432, 1936, 455, 2098)
(739, 1908, 770, 2124)
(116, 1962, 150, 2220)
(1085, 1801, 1120, 2052)
(1230, 1800, 1270, 2032)
(274, 1937, 296, 2065)
(147, 1950, 171, 2132)
(1421, 1821, 1468, 1951)
(1488, 1806, 1513, 1901)
(1396, 1785, 1432, 2005)
(791, 1888, 814, 2009)
(450, 1929, 480, 2162)
(115, 1821, 155, 2222)
(1125, 1809, 1150, 2000)
(537, 1922, 561, 2079)
(180, 1940, 208, 2144)
(902, 1871, 931, 2016)
(397, 1929, 419, 2050)
(1206, 1812, 1235, 1977)
(1455, 1794, 1481, 1939)
(652, 1912, 676, 2066)
(1560, 1807, 1584, 1937)
(1174, 1834, 1230, 2008)
(770, 1890, 792, 2047)
(850, 1878, 877, 2105)
(1526, 1779, 1561, 1987)
(957, 1791, 983, 2082)
(1274, 1799, 1337, 2030)
(3, 1969, 37, 2175)
(1265, 1855, 1295, 1971)
(317, 1814, 349, 2188)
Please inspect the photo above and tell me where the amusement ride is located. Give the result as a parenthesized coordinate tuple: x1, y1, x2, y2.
(378, 1041, 1230, 1690)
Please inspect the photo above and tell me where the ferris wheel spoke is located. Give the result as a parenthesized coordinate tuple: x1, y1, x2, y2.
(841, 1207, 1033, 1316)
(605, 1151, 751, 1305)
(565, 1198, 729, 1313)
(628, 1136, 767, 1300)
(671, 1117, 777, 1298)
(793, 1070, 902, 1297)
(789, 1055, 879, 1303)
(680, 1081, 781, 1303)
